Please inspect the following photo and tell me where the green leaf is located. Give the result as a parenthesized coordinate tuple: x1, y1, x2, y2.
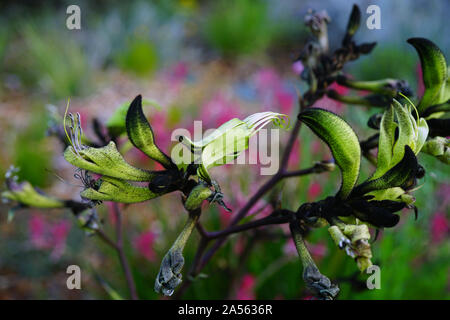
(80, 176, 162, 203)
(352, 145, 418, 196)
(126, 95, 175, 170)
(407, 38, 448, 112)
(298, 108, 361, 199)
(64, 141, 154, 182)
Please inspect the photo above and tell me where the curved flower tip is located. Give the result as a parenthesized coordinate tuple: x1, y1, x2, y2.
(125, 95, 176, 170)
(299, 108, 361, 200)
(407, 38, 448, 111)
(178, 112, 290, 185)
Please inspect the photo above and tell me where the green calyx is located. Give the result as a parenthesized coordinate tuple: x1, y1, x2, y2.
(81, 176, 162, 203)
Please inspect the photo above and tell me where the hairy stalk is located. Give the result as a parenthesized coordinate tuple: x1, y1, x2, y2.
(155, 209, 201, 296)
(112, 203, 138, 300)
(289, 221, 339, 300)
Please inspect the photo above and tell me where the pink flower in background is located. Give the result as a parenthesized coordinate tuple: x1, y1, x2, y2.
(254, 68, 281, 91)
(254, 68, 295, 114)
(169, 62, 189, 83)
(430, 212, 449, 244)
(437, 184, 450, 208)
(164, 61, 189, 93)
(29, 215, 48, 249)
(287, 140, 301, 168)
(236, 274, 256, 300)
(416, 64, 425, 98)
(233, 236, 247, 255)
(312, 82, 349, 114)
(275, 88, 294, 115)
(29, 215, 70, 260)
(292, 61, 304, 75)
(311, 140, 322, 154)
(134, 231, 157, 261)
(149, 111, 171, 151)
(200, 93, 241, 128)
(309, 242, 327, 260)
(307, 182, 322, 201)
(49, 221, 71, 260)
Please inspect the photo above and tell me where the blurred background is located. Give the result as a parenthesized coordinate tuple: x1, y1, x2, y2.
(0, 0, 448, 299)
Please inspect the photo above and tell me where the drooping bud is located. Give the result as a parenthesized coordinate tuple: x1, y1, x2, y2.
(408, 38, 448, 112)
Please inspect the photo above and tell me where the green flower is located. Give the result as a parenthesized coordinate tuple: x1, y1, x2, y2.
(63, 95, 178, 204)
(298, 104, 428, 271)
(178, 112, 290, 185)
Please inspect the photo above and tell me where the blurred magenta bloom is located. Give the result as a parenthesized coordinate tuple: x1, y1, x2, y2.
(168, 62, 189, 83)
(292, 61, 304, 75)
(254, 68, 295, 114)
(430, 212, 448, 244)
(236, 274, 256, 300)
(29, 214, 70, 260)
(151, 111, 171, 151)
(437, 184, 450, 207)
(416, 63, 425, 98)
(164, 61, 189, 94)
(287, 140, 301, 168)
(200, 93, 242, 128)
(307, 182, 322, 201)
(134, 231, 156, 261)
